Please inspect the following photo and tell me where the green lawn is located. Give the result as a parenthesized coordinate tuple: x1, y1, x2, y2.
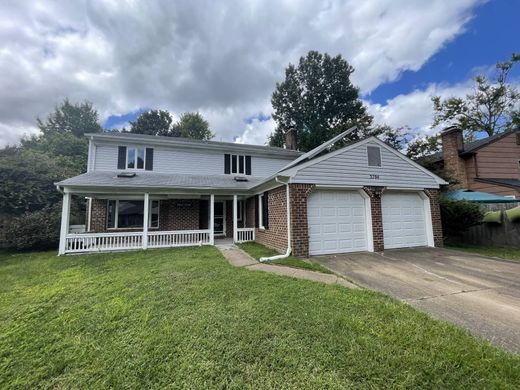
(447, 244, 520, 263)
(1, 248, 519, 389)
(238, 242, 334, 274)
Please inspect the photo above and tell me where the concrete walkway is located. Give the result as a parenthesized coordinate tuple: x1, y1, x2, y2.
(216, 244, 358, 289)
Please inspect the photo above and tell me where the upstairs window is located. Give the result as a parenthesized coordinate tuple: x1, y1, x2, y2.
(224, 154, 251, 175)
(367, 146, 382, 167)
(117, 146, 154, 170)
(127, 147, 145, 169)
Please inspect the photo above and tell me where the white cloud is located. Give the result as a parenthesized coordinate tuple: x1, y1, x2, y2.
(0, 0, 483, 146)
(366, 81, 473, 136)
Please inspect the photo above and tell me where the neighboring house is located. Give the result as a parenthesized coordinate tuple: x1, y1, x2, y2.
(56, 129, 447, 256)
(424, 126, 520, 198)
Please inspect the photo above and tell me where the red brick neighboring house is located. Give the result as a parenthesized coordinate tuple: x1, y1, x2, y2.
(425, 126, 520, 198)
(57, 130, 447, 257)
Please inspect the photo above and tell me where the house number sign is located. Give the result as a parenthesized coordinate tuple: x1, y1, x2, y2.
(369, 174, 380, 180)
(174, 201, 193, 209)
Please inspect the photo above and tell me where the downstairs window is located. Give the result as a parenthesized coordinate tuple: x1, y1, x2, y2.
(107, 200, 159, 229)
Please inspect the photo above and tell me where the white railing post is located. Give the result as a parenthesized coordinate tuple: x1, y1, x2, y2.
(233, 195, 238, 243)
(59, 192, 71, 255)
(209, 194, 215, 245)
(143, 193, 149, 250)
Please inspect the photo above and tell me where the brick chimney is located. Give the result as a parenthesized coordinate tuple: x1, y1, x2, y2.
(285, 127, 297, 151)
(441, 126, 467, 188)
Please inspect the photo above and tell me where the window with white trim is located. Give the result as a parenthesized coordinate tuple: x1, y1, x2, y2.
(231, 155, 245, 174)
(107, 200, 159, 229)
(127, 147, 146, 169)
(258, 194, 264, 228)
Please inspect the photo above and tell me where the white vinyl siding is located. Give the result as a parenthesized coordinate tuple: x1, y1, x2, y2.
(94, 144, 293, 178)
(382, 192, 428, 249)
(307, 190, 369, 255)
(291, 140, 439, 189)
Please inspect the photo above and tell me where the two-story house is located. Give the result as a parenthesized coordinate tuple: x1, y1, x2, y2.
(56, 129, 446, 257)
(425, 126, 520, 198)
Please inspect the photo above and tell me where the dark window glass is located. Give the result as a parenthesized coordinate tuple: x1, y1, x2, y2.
(137, 148, 145, 169)
(127, 149, 135, 169)
(150, 200, 159, 228)
(232, 155, 237, 173)
(239, 155, 244, 174)
(118, 200, 144, 228)
(107, 200, 116, 228)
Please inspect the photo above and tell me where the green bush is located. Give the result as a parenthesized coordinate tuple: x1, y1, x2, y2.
(5, 205, 61, 251)
(505, 206, 520, 222)
(440, 198, 484, 238)
(482, 210, 502, 224)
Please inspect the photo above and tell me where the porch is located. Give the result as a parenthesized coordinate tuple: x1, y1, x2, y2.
(59, 192, 256, 255)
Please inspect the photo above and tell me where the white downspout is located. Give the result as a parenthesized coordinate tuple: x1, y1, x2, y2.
(260, 177, 292, 262)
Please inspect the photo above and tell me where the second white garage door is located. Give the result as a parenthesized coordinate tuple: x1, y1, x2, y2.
(307, 190, 368, 255)
(382, 192, 428, 249)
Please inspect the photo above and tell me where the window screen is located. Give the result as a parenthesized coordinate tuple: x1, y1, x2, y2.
(367, 146, 382, 167)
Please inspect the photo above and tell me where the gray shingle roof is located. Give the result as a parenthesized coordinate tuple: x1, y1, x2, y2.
(474, 178, 520, 191)
(57, 171, 261, 190)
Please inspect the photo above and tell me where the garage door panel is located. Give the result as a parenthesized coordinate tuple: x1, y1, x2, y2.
(382, 192, 428, 249)
(307, 190, 368, 255)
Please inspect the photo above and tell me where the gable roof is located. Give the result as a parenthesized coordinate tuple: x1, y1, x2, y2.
(278, 136, 448, 185)
(278, 126, 357, 171)
(425, 128, 518, 164)
(474, 177, 520, 191)
(86, 132, 303, 158)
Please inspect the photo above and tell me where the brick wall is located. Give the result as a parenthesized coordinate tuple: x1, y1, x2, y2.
(255, 186, 289, 253)
(423, 189, 444, 247)
(290, 184, 314, 257)
(363, 186, 385, 252)
(441, 127, 468, 189)
(90, 199, 107, 232)
(159, 199, 200, 231)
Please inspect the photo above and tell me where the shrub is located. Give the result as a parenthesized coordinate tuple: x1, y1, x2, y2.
(5, 205, 61, 251)
(440, 198, 484, 239)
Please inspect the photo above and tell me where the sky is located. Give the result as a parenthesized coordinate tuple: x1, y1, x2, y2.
(0, 0, 519, 147)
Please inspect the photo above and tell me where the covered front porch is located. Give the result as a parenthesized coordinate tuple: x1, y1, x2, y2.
(59, 191, 256, 255)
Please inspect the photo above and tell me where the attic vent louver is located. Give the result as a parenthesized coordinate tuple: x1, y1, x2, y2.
(234, 176, 248, 182)
(117, 172, 137, 178)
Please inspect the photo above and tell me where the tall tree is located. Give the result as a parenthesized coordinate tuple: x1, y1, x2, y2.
(37, 98, 103, 137)
(172, 112, 213, 140)
(128, 109, 174, 136)
(269, 51, 373, 152)
(432, 53, 520, 137)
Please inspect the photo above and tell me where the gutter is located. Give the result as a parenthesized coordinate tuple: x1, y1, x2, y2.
(259, 176, 292, 262)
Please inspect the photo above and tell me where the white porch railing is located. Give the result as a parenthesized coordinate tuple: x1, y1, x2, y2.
(64, 230, 211, 254)
(236, 228, 255, 243)
(148, 230, 211, 248)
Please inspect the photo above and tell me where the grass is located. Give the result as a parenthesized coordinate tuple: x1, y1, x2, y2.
(238, 242, 334, 274)
(1, 248, 519, 389)
(447, 243, 520, 263)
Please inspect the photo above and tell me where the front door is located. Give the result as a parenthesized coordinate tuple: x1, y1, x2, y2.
(214, 201, 225, 236)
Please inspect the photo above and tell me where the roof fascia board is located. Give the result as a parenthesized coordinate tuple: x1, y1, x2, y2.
(88, 134, 302, 158)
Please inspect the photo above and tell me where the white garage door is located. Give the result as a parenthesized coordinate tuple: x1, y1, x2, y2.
(382, 192, 428, 249)
(307, 190, 368, 255)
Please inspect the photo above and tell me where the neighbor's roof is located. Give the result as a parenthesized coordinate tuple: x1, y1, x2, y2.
(443, 189, 518, 203)
(474, 178, 520, 191)
(86, 132, 303, 158)
(424, 128, 518, 164)
(57, 171, 262, 191)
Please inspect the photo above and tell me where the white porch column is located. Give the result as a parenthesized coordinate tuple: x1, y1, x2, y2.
(58, 192, 71, 255)
(209, 194, 215, 245)
(143, 193, 149, 250)
(233, 195, 238, 243)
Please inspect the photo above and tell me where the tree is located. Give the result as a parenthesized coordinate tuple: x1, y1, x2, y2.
(269, 51, 373, 151)
(37, 98, 103, 137)
(405, 134, 441, 161)
(432, 53, 520, 137)
(366, 125, 412, 151)
(128, 109, 174, 136)
(172, 112, 213, 140)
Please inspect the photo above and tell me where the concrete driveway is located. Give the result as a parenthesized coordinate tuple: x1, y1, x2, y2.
(313, 247, 520, 353)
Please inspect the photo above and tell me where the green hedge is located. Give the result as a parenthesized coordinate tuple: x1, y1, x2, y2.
(440, 198, 484, 238)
